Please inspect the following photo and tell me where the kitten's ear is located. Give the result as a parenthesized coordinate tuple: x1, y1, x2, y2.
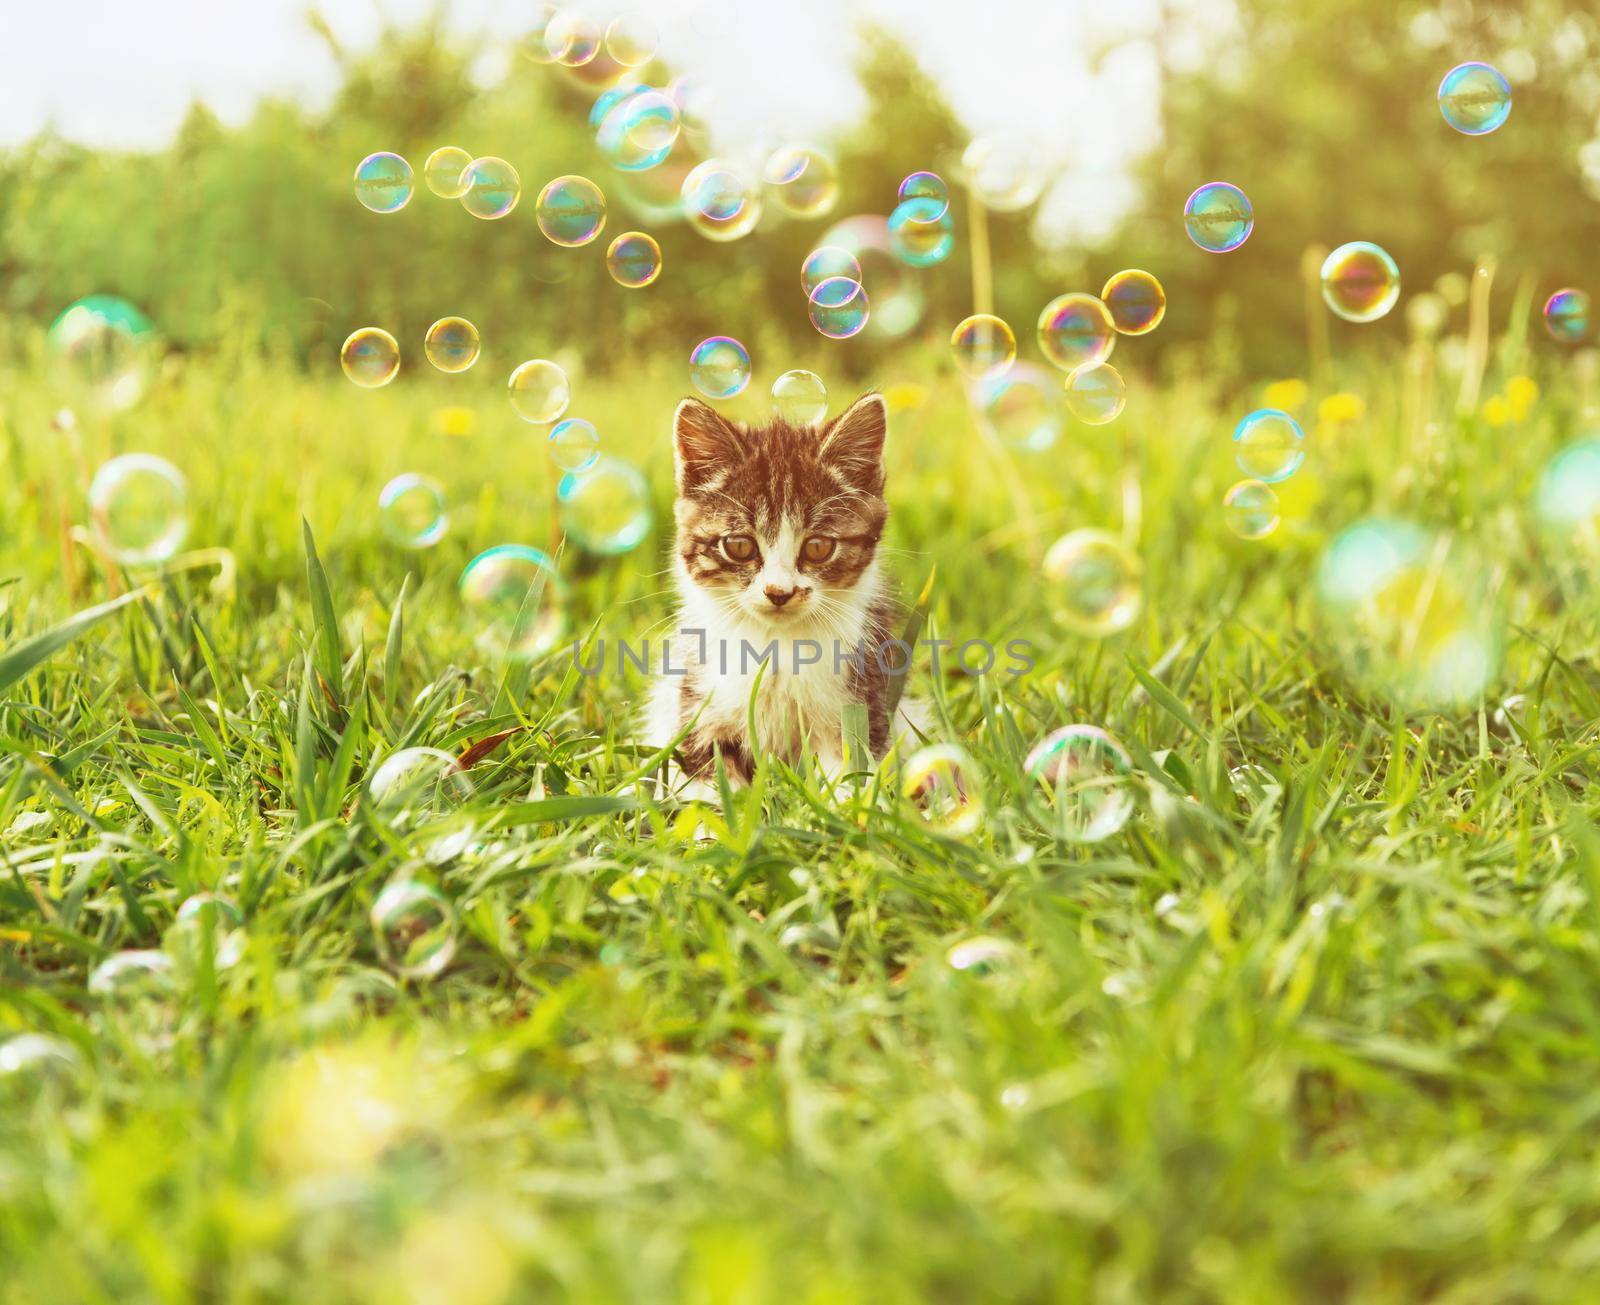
(673, 398, 739, 492)
(819, 392, 887, 493)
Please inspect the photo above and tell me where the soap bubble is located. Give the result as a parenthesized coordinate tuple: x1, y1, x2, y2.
(0, 1034, 84, 1086)
(772, 369, 828, 424)
(1043, 529, 1142, 636)
(558, 456, 653, 555)
(901, 743, 984, 835)
(604, 13, 658, 66)
(1223, 479, 1280, 539)
(1543, 289, 1590, 344)
(341, 327, 401, 388)
(1316, 518, 1499, 706)
(423, 317, 481, 373)
(371, 880, 458, 979)
(537, 175, 607, 246)
(544, 9, 601, 65)
(950, 314, 1016, 380)
(508, 359, 571, 424)
(1438, 61, 1512, 135)
(763, 144, 839, 218)
(597, 89, 679, 171)
(423, 146, 471, 198)
(1064, 361, 1126, 425)
(378, 473, 448, 549)
(977, 363, 1064, 452)
(1024, 725, 1135, 843)
(459, 156, 521, 220)
(1233, 409, 1306, 482)
(897, 170, 949, 220)
(807, 277, 870, 339)
(1183, 181, 1253, 253)
(89, 950, 176, 1001)
(369, 747, 474, 862)
(548, 417, 601, 472)
(459, 544, 568, 657)
(1101, 269, 1167, 335)
(88, 453, 189, 565)
(1037, 293, 1116, 372)
(682, 159, 762, 240)
(1321, 242, 1401, 323)
(690, 336, 751, 398)
(961, 136, 1043, 212)
(801, 245, 862, 297)
(1534, 439, 1600, 553)
(606, 231, 663, 287)
(47, 295, 156, 411)
(1229, 764, 1282, 810)
(517, 5, 562, 64)
(887, 196, 954, 268)
(353, 151, 413, 214)
(946, 936, 1022, 977)
(169, 893, 246, 972)
(819, 215, 922, 339)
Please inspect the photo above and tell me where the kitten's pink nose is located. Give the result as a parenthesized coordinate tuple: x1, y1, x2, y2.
(764, 584, 805, 608)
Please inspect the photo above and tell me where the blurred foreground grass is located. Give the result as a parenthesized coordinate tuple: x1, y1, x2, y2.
(4, 317, 1600, 1302)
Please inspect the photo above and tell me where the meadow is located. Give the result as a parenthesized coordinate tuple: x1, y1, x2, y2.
(4, 260, 1600, 1304)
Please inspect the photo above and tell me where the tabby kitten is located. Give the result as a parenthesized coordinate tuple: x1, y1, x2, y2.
(645, 392, 919, 786)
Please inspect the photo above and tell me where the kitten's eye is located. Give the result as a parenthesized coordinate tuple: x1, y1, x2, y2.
(720, 534, 758, 563)
(801, 535, 837, 564)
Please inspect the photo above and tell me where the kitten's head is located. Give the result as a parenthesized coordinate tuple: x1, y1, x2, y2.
(672, 392, 889, 625)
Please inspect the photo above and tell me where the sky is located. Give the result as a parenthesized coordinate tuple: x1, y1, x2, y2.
(0, 0, 1170, 242)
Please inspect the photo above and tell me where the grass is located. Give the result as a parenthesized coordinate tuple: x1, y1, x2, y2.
(3, 315, 1600, 1304)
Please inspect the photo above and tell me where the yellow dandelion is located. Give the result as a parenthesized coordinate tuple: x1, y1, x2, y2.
(1506, 375, 1539, 420)
(1261, 378, 1308, 411)
(1481, 395, 1510, 427)
(435, 406, 477, 438)
(1317, 392, 1365, 425)
(883, 382, 927, 414)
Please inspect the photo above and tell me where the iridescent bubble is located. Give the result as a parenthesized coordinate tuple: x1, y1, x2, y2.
(423, 146, 472, 199)
(47, 295, 156, 411)
(353, 151, 413, 214)
(1544, 289, 1590, 344)
(1223, 479, 1280, 539)
(682, 159, 762, 241)
(459, 156, 521, 220)
(1321, 242, 1401, 323)
(371, 880, 457, 979)
(1101, 269, 1167, 335)
(946, 936, 1023, 977)
(613, 152, 694, 224)
(763, 144, 839, 219)
(897, 171, 949, 220)
(604, 13, 658, 66)
(549, 417, 601, 472)
(89, 950, 176, 1001)
(1064, 361, 1126, 425)
(423, 317, 481, 373)
(597, 89, 680, 171)
(378, 473, 448, 549)
(341, 327, 400, 388)
(901, 743, 984, 836)
(1037, 293, 1116, 372)
(887, 196, 954, 268)
(606, 231, 662, 288)
(977, 363, 1064, 452)
(801, 245, 862, 297)
(1233, 409, 1306, 482)
(0, 1033, 84, 1084)
(689, 336, 751, 399)
(961, 136, 1043, 212)
(517, 5, 562, 64)
(772, 369, 828, 425)
(1438, 61, 1512, 135)
(808, 277, 870, 340)
(1534, 439, 1600, 551)
(544, 9, 601, 66)
(819, 216, 921, 339)
(1316, 518, 1499, 706)
(1184, 181, 1253, 253)
(950, 314, 1016, 380)
(1042, 529, 1142, 636)
(537, 175, 607, 246)
(1024, 725, 1135, 842)
(558, 456, 653, 555)
(508, 359, 571, 424)
(88, 453, 189, 566)
(459, 545, 568, 657)
(169, 893, 246, 972)
(369, 746, 474, 861)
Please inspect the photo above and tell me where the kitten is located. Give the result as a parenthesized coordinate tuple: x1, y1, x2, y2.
(645, 392, 922, 788)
